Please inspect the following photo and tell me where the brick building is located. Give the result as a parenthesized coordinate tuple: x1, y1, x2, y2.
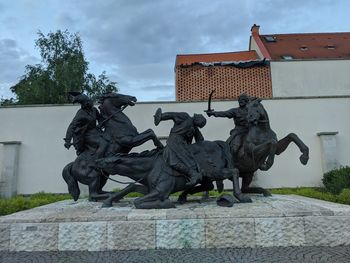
(176, 25, 350, 101)
(175, 50, 272, 102)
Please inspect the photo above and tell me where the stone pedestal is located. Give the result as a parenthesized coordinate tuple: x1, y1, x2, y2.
(0, 141, 21, 199)
(317, 132, 339, 173)
(1, 195, 350, 251)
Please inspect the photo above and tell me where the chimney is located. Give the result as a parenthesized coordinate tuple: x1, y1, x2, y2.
(251, 24, 260, 35)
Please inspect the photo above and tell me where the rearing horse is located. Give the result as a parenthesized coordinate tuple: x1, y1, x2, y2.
(99, 93, 164, 153)
(236, 98, 309, 196)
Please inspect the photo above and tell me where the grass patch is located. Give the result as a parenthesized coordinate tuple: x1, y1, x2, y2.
(270, 187, 350, 205)
(1, 187, 349, 216)
(0, 192, 71, 216)
(123, 187, 350, 205)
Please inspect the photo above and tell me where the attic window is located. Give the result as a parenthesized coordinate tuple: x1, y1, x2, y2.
(300, 46, 308, 51)
(264, 36, 276, 42)
(281, 55, 294, 60)
(326, 44, 336, 50)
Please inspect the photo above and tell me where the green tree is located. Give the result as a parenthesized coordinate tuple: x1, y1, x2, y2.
(84, 71, 118, 102)
(4, 30, 117, 105)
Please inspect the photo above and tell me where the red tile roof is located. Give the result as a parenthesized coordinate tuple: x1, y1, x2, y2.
(176, 51, 259, 66)
(259, 32, 350, 60)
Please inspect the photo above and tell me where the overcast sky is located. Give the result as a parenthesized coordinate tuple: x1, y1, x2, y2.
(0, 0, 349, 101)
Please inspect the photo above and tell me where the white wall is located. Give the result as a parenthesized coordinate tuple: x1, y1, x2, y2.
(249, 36, 264, 59)
(271, 60, 350, 97)
(0, 97, 349, 194)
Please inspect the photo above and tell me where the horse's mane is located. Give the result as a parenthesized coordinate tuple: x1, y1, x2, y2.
(115, 148, 161, 158)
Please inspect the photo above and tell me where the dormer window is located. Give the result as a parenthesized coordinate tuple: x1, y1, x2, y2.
(281, 55, 294, 60)
(264, 36, 276, 42)
(326, 44, 336, 50)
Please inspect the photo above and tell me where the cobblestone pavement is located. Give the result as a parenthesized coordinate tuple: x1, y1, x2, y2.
(1, 246, 349, 263)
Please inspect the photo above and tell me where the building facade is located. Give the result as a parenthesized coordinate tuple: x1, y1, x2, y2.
(176, 25, 350, 101)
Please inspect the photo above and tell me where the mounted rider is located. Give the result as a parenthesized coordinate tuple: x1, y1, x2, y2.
(154, 108, 206, 188)
(64, 92, 108, 158)
(206, 93, 251, 159)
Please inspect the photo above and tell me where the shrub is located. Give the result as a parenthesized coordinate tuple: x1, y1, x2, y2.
(322, 166, 350, 194)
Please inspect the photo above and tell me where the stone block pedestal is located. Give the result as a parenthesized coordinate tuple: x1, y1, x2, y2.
(1, 195, 350, 251)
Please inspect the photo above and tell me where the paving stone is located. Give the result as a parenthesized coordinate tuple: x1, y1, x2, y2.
(10, 223, 58, 251)
(304, 216, 350, 246)
(156, 219, 205, 249)
(107, 220, 155, 250)
(1, 246, 350, 263)
(0, 224, 10, 251)
(255, 217, 305, 247)
(205, 218, 255, 248)
(58, 222, 107, 251)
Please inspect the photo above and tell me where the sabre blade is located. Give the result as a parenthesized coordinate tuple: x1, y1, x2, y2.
(204, 89, 216, 112)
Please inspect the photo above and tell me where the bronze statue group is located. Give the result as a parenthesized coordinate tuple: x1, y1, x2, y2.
(62, 92, 309, 209)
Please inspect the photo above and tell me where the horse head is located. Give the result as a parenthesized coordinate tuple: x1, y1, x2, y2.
(99, 92, 137, 115)
(102, 92, 137, 107)
(246, 98, 269, 126)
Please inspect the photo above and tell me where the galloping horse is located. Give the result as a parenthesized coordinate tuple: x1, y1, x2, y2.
(96, 140, 252, 209)
(236, 98, 309, 196)
(62, 92, 163, 202)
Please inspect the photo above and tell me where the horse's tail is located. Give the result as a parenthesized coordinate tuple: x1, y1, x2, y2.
(62, 162, 80, 201)
(215, 140, 234, 169)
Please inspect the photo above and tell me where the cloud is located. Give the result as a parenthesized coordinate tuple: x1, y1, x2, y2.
(0, 0, 348, 101)
(136, 84, 173, 92)
(77, 0, 332, 66)
(0, 38, 39, 98)
(55, 12, 77, 30)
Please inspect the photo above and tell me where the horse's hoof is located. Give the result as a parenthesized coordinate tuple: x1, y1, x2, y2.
(68, 186, 80, 201)
(259, 164, 268, 171)
(63, 172, 80, 201)
(102, 201, 112, 208)
(88, 197, 98, 202)
(177, 194, 187, 204)
(263, 191, 272, 197)
(300, 154, 309, 165)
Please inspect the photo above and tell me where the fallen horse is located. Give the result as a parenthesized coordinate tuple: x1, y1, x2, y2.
(95, 140, 252, 209)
